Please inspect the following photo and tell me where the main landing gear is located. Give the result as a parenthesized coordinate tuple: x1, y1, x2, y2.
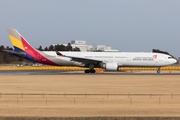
(84, 63, 96, 73)
(85, 70, 96, 73)
(157, 67, 161, 74)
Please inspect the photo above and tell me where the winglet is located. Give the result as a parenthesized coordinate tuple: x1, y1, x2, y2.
(56, 51, 63, 56)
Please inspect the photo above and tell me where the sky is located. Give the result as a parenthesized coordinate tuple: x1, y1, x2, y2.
(0, 0, 180, 57)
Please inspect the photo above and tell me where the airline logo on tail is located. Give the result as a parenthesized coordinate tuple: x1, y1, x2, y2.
(56, 51, 63, 56)
(8, 30, 25, 52)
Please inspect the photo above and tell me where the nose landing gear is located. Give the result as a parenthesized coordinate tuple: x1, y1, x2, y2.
(157, 67, 161, 74)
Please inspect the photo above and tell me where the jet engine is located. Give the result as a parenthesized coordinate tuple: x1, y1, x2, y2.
(102, 62, 119, 71)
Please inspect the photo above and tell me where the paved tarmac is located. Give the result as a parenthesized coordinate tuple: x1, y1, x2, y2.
(0, 70, 180, 75)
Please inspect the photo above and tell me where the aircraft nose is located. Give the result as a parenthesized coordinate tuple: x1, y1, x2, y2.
(173, 59, 177, 64)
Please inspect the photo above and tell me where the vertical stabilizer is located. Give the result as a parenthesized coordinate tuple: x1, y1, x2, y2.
(7, 29, 25, 52)
(7, 29, 59, 66)
(7, 29, 39, 62)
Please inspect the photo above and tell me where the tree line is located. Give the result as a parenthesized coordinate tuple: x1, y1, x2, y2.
(0, 43, 80, 64)
(0, 45, 24, 64)
(37, 43, 80, 51)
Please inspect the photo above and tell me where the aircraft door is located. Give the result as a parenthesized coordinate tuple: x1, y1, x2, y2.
(127, 55, 131, 61)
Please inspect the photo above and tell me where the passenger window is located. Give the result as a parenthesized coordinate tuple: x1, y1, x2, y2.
(168, 57, 172, 59)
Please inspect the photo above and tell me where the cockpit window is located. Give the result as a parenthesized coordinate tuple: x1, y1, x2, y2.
(168, 57, 173, 59)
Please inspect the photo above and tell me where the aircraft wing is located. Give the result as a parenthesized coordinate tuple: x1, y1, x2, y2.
(56, 51, 102, 64)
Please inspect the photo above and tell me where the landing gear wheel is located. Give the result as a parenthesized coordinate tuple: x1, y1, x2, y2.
(157, 70, 160, 74)
(157, 67, 161, 74)
(85, 70, 89, 73)
(90, 70, 96, 73)
(84, 70, 96, 73)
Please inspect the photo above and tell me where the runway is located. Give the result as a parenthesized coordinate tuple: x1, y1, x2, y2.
(0, 70, 180, 75)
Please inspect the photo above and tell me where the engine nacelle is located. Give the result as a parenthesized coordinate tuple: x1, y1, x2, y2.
(103, 62, 119, 71)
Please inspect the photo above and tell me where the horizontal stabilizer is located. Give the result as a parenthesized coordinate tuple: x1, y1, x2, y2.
(4, 50, 26, 57)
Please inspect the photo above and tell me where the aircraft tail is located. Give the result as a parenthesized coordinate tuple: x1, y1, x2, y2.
(7, 29, 59, 65)
(7, 29, 26, 52)
(7, 29, 39, 62)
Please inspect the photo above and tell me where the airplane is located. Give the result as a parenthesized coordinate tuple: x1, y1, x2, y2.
(6, 29, 177, 73)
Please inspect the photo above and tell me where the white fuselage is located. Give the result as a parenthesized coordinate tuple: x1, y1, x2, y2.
(43, 51, 177, 67)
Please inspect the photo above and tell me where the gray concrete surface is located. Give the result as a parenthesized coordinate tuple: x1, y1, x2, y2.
(0, 70, 180, 75)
